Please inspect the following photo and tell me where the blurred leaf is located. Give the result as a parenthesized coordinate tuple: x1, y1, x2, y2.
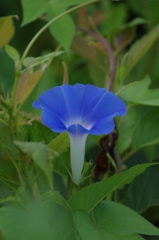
(95, 201, 159, 236)
(0, 196, 17, 204)
(5, 45, 20, 66)
(48, 131, 70, 157)
(114, 27, 134, 52)
(0, 205, 55, 240)
(14, 141, 56, 187)
(122, 17, 147, 29)
(126, 164, 159, 213)
(68, 163, 154, 212)
(15, 65, 47, 107)
(102, 4, 127, 35)
(0, 169, 18, 191)
(71, 35, 106, 87)
(132, 107, 159, 150)
(75, 201, 159, 239)
(117, 104, 159, 156)
(121, 24, 159, 79)
(71, 35, 104, 66)
(88, 61, 106, 88)
(116, 106, 138, 155)
(52, 0, 92, 5)
(0, 49, 15, 93)
(75, 210, 100, 240)
(21, 0, 47, 26)
(21, 0, 94, 50)
(47, 190, 71, 212)
(0, 16, 17, 48)
(48, 132, 70, 178)
(0, 120, 19, 158)
(23, 50, 64, 68)
(51, 207, 75, 240)
(47, 4, 75, 50)
(15, 51, 55, 107)
(21, 0, 88, 26)
(119, 76, 159, 106)
(19, 120, 57, 144)
(127, 0, 159, 26)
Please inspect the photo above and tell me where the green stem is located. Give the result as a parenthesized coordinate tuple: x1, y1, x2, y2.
(11, 71, 20, 109)
(20, 0, 99, 65)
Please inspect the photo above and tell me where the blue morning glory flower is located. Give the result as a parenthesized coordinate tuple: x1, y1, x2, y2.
(33, 84, 126, 185)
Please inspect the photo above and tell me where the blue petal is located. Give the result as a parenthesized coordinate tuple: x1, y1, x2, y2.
(38, 86, 69, 126)
(67, 124, 89, 136)
(32, 100, 42, 109)
(41, 108, 66, 132)
(34, 84, 87, 127)
(33, 84, 127, 136)
(59, 84, 86, 124)
(78, 84, 106, 122)
(90, 116, 115, 135)
(82, 91, 126, 131)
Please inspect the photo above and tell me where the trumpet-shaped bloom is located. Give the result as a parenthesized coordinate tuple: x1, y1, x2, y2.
(33, 84, 126, 184)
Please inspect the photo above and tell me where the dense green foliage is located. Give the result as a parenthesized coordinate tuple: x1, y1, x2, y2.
(0, 0, 159, 239)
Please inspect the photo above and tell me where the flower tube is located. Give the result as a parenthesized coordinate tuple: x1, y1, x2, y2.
(33, 84, 126, 185)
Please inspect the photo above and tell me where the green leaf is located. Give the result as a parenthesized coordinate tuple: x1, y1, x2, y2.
(116, 105, 138, 155)
(0, 16, 17, 48)
(48, 132, 70, 177)
(0, 207, 52, 240)
(68, 163, 154, 212)
(23, 50, 64, 68)
(50, 207, 75, 240)
(19, 120, 57, 144)
(0, 196, 17, 204)
(119, 76, 159, 106)
(126, 164, 159, 213)
(51, 0, 91, 6)
(0, 120, 19, 159)
(132, 108, 159, 150)
(88, 61, 106, 88)
(46, 190, 72, 212)
(5, 45, 20, 66)
(75, 201, 159, 239)
(95, 201, 159, 236)
(75, 211, 100, 240)
(47, 3, 75, 50)
(15, 50, 55, 108)
(48, 131, 70, 157)
(116, 105, 156, 155)
(121, 23, 159, 79)
(117, 105, 159, 155)
(114, 28, 134, 52)
(127, 0, 159, 26)
(21, 0, 97, 50)
(21, 0, 47, 26)
(14, 141, 56, 188)
(21, 0, 88, 26)
(121, 17, 147, 29)
(101, 4, 127, 35)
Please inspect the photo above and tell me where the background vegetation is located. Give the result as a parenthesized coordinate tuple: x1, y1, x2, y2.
(0, 0, 159, 239)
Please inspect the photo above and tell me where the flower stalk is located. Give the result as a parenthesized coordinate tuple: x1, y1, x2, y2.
(69, 131, 88, 185)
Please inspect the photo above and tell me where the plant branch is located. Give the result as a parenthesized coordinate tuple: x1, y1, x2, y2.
(76, 26, 115, 91)
(12, 0, 99, 110)
(20, 0, 99, 65)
